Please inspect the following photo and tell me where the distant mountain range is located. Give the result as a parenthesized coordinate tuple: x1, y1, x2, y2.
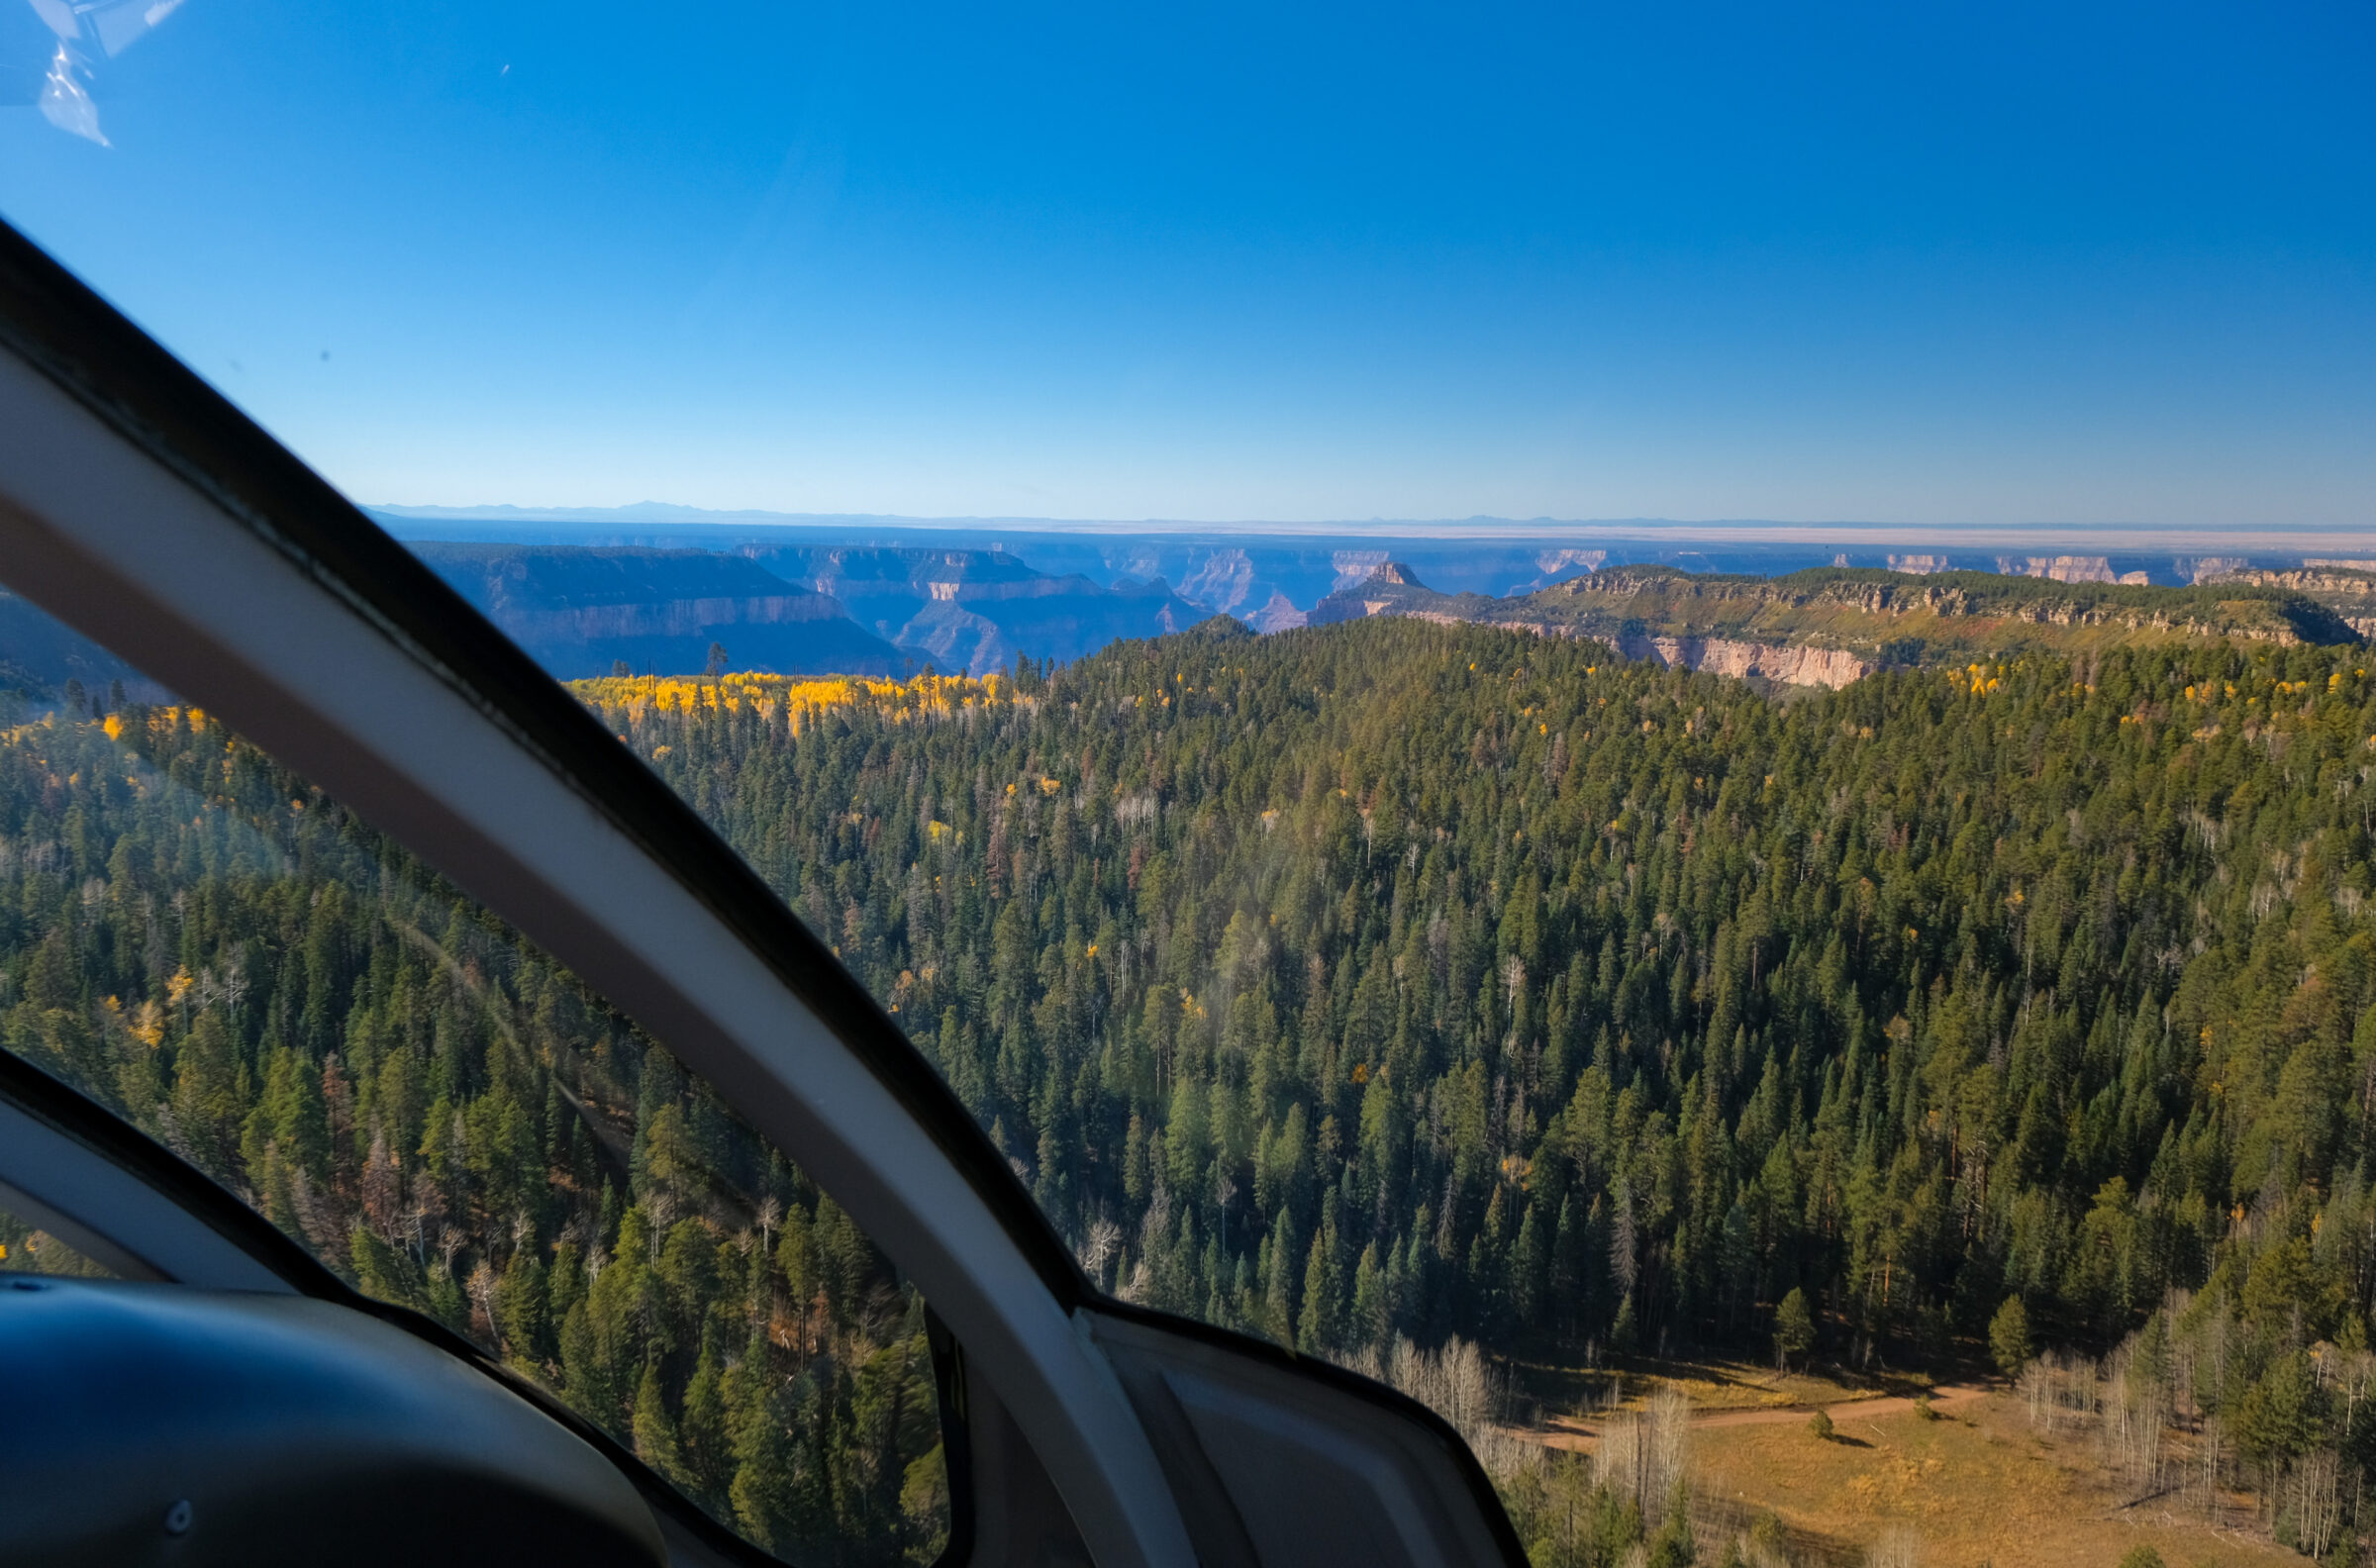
(1306, 562, 2373, 686)
(413, 544, 913, 678)
(383, 509, 2376, 685)
(9, 526, 2376, 707)
(726, 544, 1203, 675)
(375, 508, 2376, 637)
(409, 540, 1208, 679)
(378, 515, 1625, 625)
(406, 535, 2376, 691)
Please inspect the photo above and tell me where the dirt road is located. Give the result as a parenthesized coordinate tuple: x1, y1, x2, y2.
(1525, 1382, 1992, 1452)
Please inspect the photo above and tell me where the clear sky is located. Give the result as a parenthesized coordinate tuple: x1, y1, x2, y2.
(0, 2, 2369, 528)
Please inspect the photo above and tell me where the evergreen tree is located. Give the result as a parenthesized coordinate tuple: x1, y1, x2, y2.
(1989, 1296, 2032, 1380)
(634, 1359, 692, 1490)
(1773, 1287, 1815, 1371)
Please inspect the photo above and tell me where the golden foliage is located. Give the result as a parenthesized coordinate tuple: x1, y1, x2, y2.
(569, 671, 1005, 734)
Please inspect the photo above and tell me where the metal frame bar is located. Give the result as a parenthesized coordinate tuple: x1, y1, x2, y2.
(0, 215, 1532, 1568)
(0, 224, 1193, 1568)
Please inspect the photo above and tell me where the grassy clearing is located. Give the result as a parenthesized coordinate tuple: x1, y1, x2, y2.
(1501, 1357, 2307, 1568)
(1693, 1390, 2299, 1568)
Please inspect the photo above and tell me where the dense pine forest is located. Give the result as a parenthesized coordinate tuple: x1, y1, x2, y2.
(17, 610, 2376, 1561)
(595, 621, 2376, 1363)
(0, 693, 948, 1566)
(587, 617, 2376, 1557)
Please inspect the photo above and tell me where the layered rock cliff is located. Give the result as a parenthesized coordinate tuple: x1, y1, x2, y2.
(2191, 565, 2376, 638)
(413, 544, 909, 678)
(1300, 562, 2359, 687)
(1613, 635, 1871, 688)
(735, 544, 1208, 675)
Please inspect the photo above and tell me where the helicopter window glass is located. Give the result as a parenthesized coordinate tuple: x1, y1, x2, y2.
(0, 586, 951, 1567)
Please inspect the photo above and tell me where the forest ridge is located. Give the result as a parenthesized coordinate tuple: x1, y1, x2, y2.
(590, 618, 2376, 1374)
(1306, 563, 2370, 689)
(11, 613, 2376, 1559)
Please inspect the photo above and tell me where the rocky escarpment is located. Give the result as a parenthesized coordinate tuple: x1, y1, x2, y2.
(1297, 562, 2359, 688)
(412, 543, 909, 678)
(417, 540, 1211, 679)
(1532, 565, 2356, 647)
(1306, 566, 1876, 686)
(497, 590, 851, 642)
(1468, 618, 1872, 688)
(1305, 562, 1487, 629)
(2192, 565, 2376, 638)
(737, 544, 1208, 675)
(1613, 635, 1870, 687)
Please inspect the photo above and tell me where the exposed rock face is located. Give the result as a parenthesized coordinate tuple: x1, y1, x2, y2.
(1243, 591, 1309, 633)
(1613, 636, 1870, 688)
(1294, 559, 2359, 689)
(2192, 565, 2376, 640)
(1998, 555, 2117, 583)
(738, 544, 1208, 675)
(1175, 548, 1257, 614)
(1304, 565, 1869, 685)
(2199, 565, 2376, 595)
(1470, 621, 1870, 687)
(1330, 549, 1390, 590)
(423, 539, 1218, 680)
(896, 601, 1011, 675)
(1304, 563, 1437, 627)
(414, 543, 907, 677)
(498, 592, 847, 643)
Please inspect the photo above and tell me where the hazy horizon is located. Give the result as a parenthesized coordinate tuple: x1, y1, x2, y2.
(369, 502, 2376, 553)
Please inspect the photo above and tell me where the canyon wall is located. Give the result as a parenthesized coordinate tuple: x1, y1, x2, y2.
(1615, 635, 1872, 688)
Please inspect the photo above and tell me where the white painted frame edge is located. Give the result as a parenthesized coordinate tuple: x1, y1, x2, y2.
(0, 347, 1193, 1568)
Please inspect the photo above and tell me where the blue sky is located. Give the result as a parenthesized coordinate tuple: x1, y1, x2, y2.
(0, 1, 2368, 528)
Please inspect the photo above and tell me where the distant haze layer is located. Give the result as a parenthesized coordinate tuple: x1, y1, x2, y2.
(371, 511, 2376, 684)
